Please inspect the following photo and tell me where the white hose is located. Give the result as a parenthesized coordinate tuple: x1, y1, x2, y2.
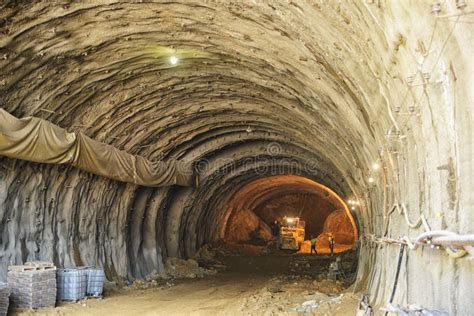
(384, 203, 430, 236)
(369, 231, 472, 258)
(383, 203, 470, 258)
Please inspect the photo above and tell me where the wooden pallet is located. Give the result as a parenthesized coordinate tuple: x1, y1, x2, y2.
(8, 265, 38, 272)
(25, 261, 55, 269)
(8, 262, 56, 272)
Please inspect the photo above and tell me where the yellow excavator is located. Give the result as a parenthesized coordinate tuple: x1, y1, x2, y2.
(279, 216, 305, 251)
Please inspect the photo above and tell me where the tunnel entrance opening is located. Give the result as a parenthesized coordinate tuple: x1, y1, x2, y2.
(220, 175, 358, 255)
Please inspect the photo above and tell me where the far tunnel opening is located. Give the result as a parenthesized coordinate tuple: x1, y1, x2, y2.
(220, 175, 358, 255)
(187, 174, 362, 291)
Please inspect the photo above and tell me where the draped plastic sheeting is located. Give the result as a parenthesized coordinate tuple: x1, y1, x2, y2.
(0, 109, 195, 187)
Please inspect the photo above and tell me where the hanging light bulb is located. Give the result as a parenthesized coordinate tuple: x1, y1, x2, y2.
(170, 55, 178, 65)
(372, 163, 380, 171)
(368, 177, 375, 183)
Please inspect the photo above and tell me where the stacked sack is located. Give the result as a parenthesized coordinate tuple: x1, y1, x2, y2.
(0, 282, 9, 316)
(7, 262, 57, 309)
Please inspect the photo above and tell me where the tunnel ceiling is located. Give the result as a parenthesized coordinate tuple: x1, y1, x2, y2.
(0, 1, 390, 191)
(1, 1, 393, 266)
(2, 1, 472, 296)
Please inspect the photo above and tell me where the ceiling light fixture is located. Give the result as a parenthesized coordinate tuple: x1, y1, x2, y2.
(170, 55, 178, 65)
(373, 163, 380, 171)
(368, 177, 375, 183)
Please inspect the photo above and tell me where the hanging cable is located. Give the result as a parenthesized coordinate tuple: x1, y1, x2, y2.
(384, 244, 405, 316)
(383, 203, 430, 237)
(364, 231, 474, 258)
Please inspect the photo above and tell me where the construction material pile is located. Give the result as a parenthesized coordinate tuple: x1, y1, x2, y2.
(7, 262, 57, 309)
(0, 282, 9, 316)
(57, 267, 105, 301)
(86, 268, 106, 297)
(57, 268, 88, 301)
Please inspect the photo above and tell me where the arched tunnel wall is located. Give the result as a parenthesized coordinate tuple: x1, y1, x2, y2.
(0, 1, 473, 314)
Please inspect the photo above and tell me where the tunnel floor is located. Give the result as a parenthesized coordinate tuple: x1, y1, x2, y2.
(13, 249, 358, 316)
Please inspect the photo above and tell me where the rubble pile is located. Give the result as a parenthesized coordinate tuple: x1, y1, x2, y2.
(128, 246, 227, 290)
(192, 244, 228, 271)
(311, 277, 346, 294)
(193, 244, 219, 262)
(129, 278, 175, 291)
(295, 293, 344, 313)
(239, 276, 347, 314)
(129, 258, 216, 290)
(165, 257, 217, 279)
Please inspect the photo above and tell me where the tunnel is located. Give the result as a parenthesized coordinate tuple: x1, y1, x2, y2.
(222, 175, 357, 253)
(0, 1, 473, 315)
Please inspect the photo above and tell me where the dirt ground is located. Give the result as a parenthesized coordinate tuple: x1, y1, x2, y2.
(11, 252, 359, 316)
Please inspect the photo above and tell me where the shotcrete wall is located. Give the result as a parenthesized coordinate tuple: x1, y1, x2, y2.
(0, 1, 473, 314)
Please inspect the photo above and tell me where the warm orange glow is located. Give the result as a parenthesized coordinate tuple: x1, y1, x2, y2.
(221, 175, 358, 254)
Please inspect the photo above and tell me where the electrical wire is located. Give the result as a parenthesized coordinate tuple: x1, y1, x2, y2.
(383, 203, 430, 237)
(364, 230, 474, 258)
(384, 244, 405, 316)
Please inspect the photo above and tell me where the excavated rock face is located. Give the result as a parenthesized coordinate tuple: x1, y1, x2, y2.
(223, 175, 357, 244)
(0, 1, 473, 314)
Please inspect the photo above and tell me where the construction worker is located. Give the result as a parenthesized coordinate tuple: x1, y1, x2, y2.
(310, 235, 318, 255)
(328, 234, 335, 256)
(271, 220, 280, 237)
